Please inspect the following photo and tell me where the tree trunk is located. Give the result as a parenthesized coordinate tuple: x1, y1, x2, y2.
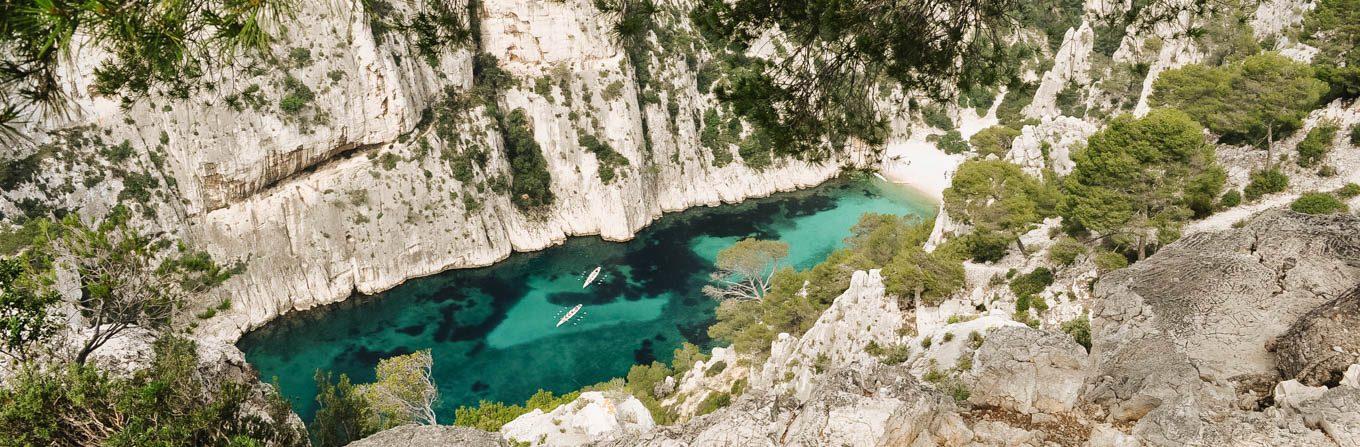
(1015, 236, 1028, 255)
(1137, 235, 1147, 261)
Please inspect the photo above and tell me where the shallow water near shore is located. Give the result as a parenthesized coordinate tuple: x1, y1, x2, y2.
(237, 175, 935, 422)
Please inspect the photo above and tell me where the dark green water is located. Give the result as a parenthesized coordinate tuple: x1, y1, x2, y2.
(237, 176, 934, 422)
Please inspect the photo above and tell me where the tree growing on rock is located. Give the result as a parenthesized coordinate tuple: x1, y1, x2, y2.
(0, 256, 61, 363)
(703, 238, 789, 301)
(1062, 109, 1225, 260)
(41, 208, 237, 365)
(1150, 53, 1328, 167)
(943, 159, 1057, 254)
(359, 350, 439, 429)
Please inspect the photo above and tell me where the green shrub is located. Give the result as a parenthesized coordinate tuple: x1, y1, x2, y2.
(969, 125, 1021, 158)
(453, 389, 579, 432)
(1243, 169, 1289, 201)
(0, 336, 306, 447)
(963, 230, 1011, 263)
(1336, 183, 1360, 199)
(578, 133, 629, 184)
(1047, 237, 1085, 266)
(705, 360, 728, 377)
(1055, 80, 1085, 117)
(1220, 189, 1242, 208)
(1061, 315, 1091, 351)
(279, 76, 315, 115)
(1351, 124, 1360, 145)
(1093, 250, 1128, 273)
(288, 47, 313, 67)
(865, 342, 910, 365)
(501, 108, 555, 210)
(695, 391, 731, 416)
(922, 105, 953, 130)
(1290, 192, 1348, 214)
(1296, 122, 1339, 167)
(933, 130, 970, 154)
(0, 150, 46, 189)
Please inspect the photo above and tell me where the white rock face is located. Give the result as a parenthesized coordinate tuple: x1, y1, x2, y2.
(1026, 23, 1095, 119)
(1007, 116, 1098, 176)
(964, 327, 1088, 414)
(500, 391, 654, 446)
(755, 270, 911, 399)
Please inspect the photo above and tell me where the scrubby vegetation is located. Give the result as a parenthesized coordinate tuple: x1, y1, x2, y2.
(1062, 110, 1225, 260)
(1296, 122, 1339, 168)
(1243, 169, 1289, 201)
(501, 109, 555, 210)
(1151, 53, 1327, 161)
(0, 336, 307, 447)
(579, 133, 630, 184)
(944, 159, 1058, 255)
(969, 125, 1022, 158)
(1290, 192, 1348, 215)
(710, 212, 966, 356)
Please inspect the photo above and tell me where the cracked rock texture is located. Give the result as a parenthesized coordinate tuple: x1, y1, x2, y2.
(1086, 209, 1360, 445)
(347, 424, 506, 447)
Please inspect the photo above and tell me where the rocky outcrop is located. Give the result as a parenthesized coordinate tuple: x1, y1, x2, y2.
(1085, 209, 1360, 445)
(596, 364, 972, 447)
(349, 424, 506, 447)
(500, 391, 655, 446)
(755, 270, 911, 399)
(1273, 286, 1360, 387)
(964, 326, 1087, 414)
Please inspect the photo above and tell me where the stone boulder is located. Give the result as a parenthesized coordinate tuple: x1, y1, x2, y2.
(1273, 285, 1360, 386)
(964, 326, 1088, 414)
(348, 425, 505, 447)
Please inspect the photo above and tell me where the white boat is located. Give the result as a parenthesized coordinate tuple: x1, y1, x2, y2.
(582, 266, 601, 288)
(872, 172, 887, 181)
(557, 304, 582, 327)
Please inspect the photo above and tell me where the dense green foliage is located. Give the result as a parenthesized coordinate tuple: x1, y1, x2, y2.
(1150, 53, 1327, 151)
(944, 159, 1057, 254)
(1338, 183, 1360, 199)
(501, 109, 555, 210)
(1290, 192, 1348, 214)
(691, 0, 1017, 157)
(1296, 122, 1339, 168)
(312, 372, 374, 447)
(969, 125, 1022, 158)
(1302, 0, 1360, 100)
(1220, 189, 1242, 208)
(1009, 267, 1053, 312)
(0, 336, 305, 447)
(0, 256, 60, 363)
(452, 389, 580, 432)
(1047, 236, 1086, 267)
(933, 130, 970, 155)
(1243, 169, 1289, 201)
(1061, 315, 1091, 351)
(1092, 250, 1129, 273)
(1062, 110, 1225, 259)
(0, 0, 290, 136)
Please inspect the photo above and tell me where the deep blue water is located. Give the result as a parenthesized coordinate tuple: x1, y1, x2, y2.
(237, 176, 934, 422)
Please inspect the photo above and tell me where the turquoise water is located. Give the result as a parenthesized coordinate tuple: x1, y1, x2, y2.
(237, 176, 934, 422)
